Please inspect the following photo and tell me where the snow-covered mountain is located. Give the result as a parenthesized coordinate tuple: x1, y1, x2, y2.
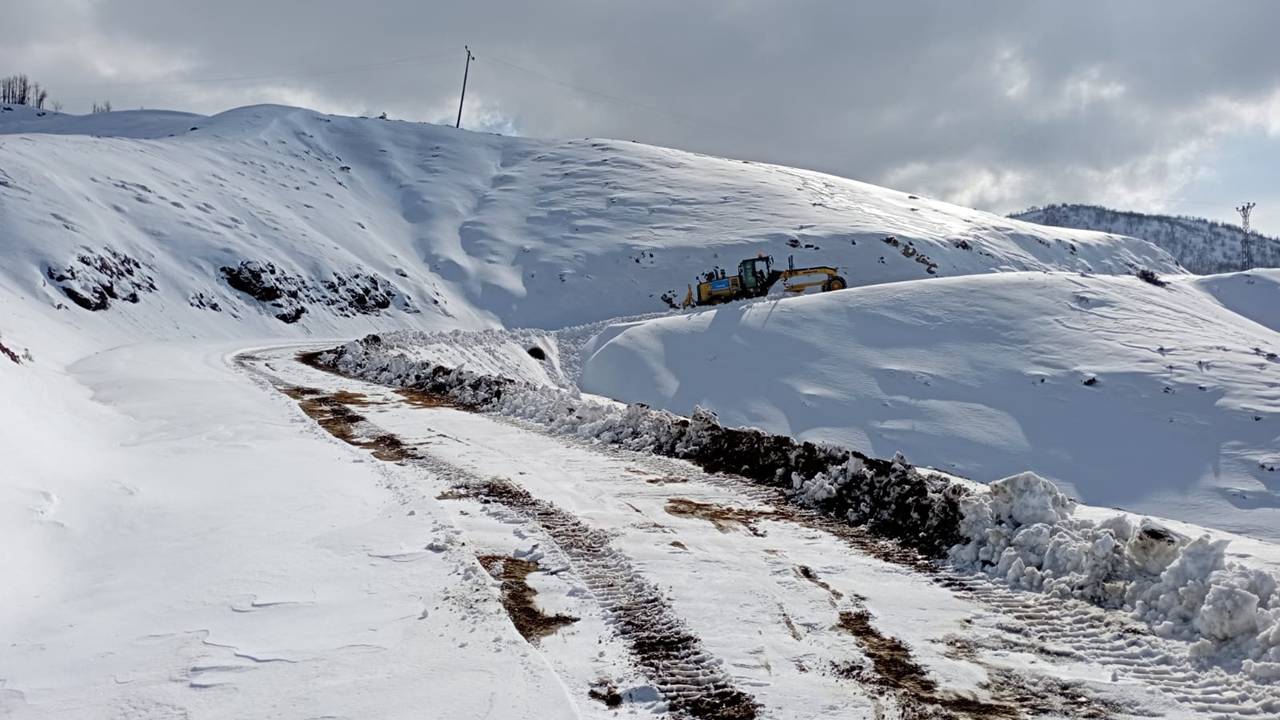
(579, 270, 1280, 541)
(1013, 203, 1280, 274)
(1, 103, 1181, 362)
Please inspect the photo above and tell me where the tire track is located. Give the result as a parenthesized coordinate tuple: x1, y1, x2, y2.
(262, 378, 759, 720)
(248, 352, 1278, 719)
(500, 432, 1257, 719)
(937, 575, 1280, 720)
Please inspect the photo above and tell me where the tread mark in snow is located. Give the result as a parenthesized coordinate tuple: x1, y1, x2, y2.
(455, 479, 760, 720)
(939, 575, 1280, 719)
(257, 355, 1280, 720)
(269, 381, 759, 719)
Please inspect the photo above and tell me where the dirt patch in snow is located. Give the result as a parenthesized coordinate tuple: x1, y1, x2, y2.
(664, 498, 783, 535)
(836, 609, 1018, 719)
(455, 479, 759, 720)
(794, 565, 845, 601)
(284, 387, 417, 462)
(588, 679, 624, 707)
(394, 387, 454, 408)
(329, 389, 373, 405)
(477, 555, 578, 643)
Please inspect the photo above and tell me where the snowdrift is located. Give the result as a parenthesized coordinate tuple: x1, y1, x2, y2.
(579, 270, 1280, 541)
(1, 102, 1181, 361)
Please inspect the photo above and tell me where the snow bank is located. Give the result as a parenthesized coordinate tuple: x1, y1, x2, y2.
(353, 328, 572, 389)
(319, 334, 1280, 675)
(951, 472, 1280, 679)
(316, 336, 966, 554)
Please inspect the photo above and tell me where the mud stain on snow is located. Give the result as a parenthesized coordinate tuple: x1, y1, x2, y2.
(283, 386, 417, 462)
(664, 497, 781, 535)
(395, 387, 454, 408)
(477, 554, 578, 643)
(836, 609, 1018, 720)
(456, 479, 759, 720)
(330, 389, 373, 405)
(794, 565, 845, 601)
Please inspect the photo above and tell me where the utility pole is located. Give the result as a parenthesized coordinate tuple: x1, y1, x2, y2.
(1237, 202, 1256, 270)
(456, 45, 474, 129)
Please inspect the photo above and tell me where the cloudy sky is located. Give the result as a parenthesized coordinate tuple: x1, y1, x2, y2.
(8, 0, 1280, 233)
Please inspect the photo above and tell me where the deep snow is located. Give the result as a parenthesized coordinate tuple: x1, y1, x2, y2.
(4, 101, 1279, 718)
(1, 101, 1181, 350)
(578, 270, 1280, 541)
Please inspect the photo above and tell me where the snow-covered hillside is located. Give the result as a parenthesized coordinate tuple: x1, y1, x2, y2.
(579, 270, 1280, 541)
(1013, 204, 1280, 274)
(1, 102, 1181, 360)
(10, 102, 1280, 719)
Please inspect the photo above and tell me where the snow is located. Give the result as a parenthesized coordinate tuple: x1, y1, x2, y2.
(315, 329, 1280, 678)
(579, 270, 1280, 542)
(2, 102, 1181, 347)
(245, 345, 1224, 718)
(1, 341, 593, 719)
(4, 101, 1280, 717)
(947, 471, 1280, 679)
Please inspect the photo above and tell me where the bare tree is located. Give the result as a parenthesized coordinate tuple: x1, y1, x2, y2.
(0, 74, 51, 108)
(91, 100, 113, 114)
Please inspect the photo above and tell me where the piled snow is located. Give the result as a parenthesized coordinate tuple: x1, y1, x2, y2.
(318, 337, 966, 554)
(1014, 203, 1280, 274)
(579, 270, 1280, 541)
(951, 472, 1280, 680)
(354, 328, 572, 389)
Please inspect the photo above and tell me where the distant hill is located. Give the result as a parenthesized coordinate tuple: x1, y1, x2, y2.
(1012, 204, 1280, 274)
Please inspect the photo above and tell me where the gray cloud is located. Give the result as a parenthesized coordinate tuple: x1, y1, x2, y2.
(7, 0, 1280, 221)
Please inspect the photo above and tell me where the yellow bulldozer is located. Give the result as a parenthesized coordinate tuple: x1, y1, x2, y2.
(682, 254, 846, 308)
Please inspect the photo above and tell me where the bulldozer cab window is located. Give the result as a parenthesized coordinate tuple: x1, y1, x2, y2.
(739, 258, 768, 289)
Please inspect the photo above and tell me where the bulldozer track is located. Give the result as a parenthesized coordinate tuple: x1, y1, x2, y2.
(488, 424, 1280, 719)
(936, 575, 1280, 719)
(447, 476, 759, 720)
(261, 378, 759, 719)
(246, 349, 1280, 720)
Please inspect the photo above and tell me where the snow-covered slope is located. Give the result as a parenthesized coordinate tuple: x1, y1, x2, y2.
(6, 102, 1280, 718)
(579, 270, 1280, 541)
(1, 102, 1181, 360)
(1013, 203, 1280, 274)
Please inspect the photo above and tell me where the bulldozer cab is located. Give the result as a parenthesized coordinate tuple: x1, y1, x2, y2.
(738, 256, 773, 290)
